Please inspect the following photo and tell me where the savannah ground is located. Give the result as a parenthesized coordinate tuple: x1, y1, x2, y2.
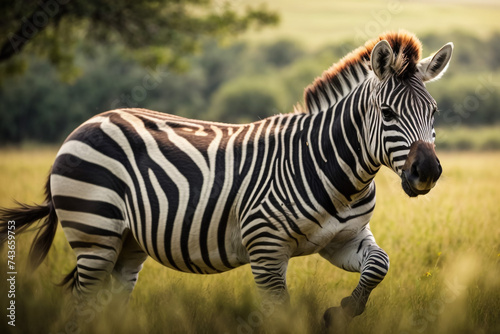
(0, 147, 499, 334)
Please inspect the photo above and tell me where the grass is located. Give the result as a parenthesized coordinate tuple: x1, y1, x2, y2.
(238, 0, 500, 48)
(0, 147, 500, 334)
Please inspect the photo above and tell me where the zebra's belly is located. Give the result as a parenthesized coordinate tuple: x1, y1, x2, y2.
(292, 210, 374, 257)
(133, 216, 250, 275)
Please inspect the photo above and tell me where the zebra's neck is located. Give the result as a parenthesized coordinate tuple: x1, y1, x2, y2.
(302, 79, 380, 205)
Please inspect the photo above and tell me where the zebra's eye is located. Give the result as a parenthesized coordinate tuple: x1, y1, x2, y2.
(381, 104, 397, 122)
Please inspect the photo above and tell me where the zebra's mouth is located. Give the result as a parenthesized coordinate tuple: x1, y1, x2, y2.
(401, 172, 430, 197)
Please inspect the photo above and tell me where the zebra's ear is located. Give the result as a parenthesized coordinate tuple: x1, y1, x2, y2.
(418, 43, 453, 83)
(371, 40, 394, 81)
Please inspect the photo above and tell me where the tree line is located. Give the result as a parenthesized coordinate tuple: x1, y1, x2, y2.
(1, 30, 499, 144)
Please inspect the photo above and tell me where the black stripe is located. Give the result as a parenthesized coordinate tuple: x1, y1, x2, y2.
(77, 254, 114, 263)
(61, 221, 122, 238)
(52, 154, 127, 200)
(70, 241, 117, 252)
(53, 196, 123, 220)
(247, 241, 282, 251)
(79, 273, 100, 281)
(77, 264, 107, 272)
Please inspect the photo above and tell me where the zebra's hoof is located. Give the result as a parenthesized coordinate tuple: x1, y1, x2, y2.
(323, 306, 351, 333)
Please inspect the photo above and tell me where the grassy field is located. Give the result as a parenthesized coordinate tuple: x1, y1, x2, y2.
(238, 0, 500, 47)
(0, 147, 499, 333)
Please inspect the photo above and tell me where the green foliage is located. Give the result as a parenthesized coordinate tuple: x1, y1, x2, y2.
(0, 0, 278, 80)
(280, 57, 330, 104)
(258, 39, 305, 68)
(428, 71, 500, 127)
(435, 126, 500, 151)
(193, 40, 253, 100)
(420, 31, 500, 73)
(1, 30, 500, 144)
(0, 47, 150, 142)
(208, 76, 288, 123)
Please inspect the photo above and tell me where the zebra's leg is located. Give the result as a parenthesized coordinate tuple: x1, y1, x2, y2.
(111, 231, 149, 301)
(244, 228, 291, 305)
(319, 225, 390, 330)
(65, 235, 123, 299)
(250, 257, 290, 305)
(59, 218, 127, 323)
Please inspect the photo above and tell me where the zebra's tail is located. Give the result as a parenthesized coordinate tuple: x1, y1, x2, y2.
(0, 174, 58, 271)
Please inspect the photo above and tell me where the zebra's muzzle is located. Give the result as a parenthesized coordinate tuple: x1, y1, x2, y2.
(401, 141, 442, 197)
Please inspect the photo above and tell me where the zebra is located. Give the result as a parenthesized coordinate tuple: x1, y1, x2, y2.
(0, 31, 452, 330)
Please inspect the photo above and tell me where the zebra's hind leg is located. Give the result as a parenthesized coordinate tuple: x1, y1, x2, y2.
(64, 234, 123, 299)
(111, 231, 148, 302)
(319, 225, 390, 332)
(59, 219, 127, 327)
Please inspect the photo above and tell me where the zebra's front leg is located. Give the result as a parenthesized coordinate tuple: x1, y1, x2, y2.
(250, 256, 290, 305)
(319, 226, 390, 332)
(245, 233, 290, 306)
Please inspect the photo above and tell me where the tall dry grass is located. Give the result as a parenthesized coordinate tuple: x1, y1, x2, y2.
(0, 148, 499, 333)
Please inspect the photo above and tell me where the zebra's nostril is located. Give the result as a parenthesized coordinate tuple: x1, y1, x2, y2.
(411, 163, 419, 179)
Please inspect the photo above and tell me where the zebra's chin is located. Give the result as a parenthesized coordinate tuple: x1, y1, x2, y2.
(401, 173, 430, 197)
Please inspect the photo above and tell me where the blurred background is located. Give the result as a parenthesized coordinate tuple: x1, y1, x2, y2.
(0, 1, 499, 334)
(0, 0, 499, 149)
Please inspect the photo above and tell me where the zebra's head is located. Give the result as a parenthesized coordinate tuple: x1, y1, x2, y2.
(368, 36, 453, 197)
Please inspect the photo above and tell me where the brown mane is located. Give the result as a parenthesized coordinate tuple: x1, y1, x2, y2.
(300, 30, 423, 114)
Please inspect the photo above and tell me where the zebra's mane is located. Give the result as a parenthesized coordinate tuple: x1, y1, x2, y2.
(299, 30, 423, 114)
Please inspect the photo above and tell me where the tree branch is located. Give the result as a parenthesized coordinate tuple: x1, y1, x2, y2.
(0, 0, 66, 63)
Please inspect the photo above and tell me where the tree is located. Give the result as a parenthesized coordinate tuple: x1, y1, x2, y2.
(208, 76, 289, 123)
(0, 0, 278, 80)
